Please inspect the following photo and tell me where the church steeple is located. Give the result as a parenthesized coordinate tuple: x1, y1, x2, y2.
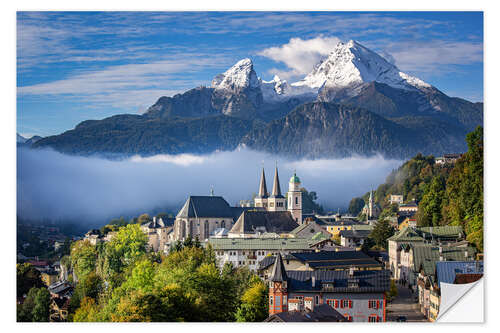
(271, 165, 283, 198)
(258, 167, 269, 198)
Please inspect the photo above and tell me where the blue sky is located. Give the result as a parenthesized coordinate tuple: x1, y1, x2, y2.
(17, 11, 483, 137)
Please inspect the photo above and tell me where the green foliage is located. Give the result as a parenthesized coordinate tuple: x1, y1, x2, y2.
(17, 263, 44, 298)
(441, 126, 483, 251)
(348, 197, 365, 216)
(17, 287, 50, 322)
(370, 219, 395, 249)
(235, 278, 268, 322)
(296, 188, 324, 214)
(387, 279, 398, 302)
(417, 175, 446, 226)
(70, 240, 98, 280)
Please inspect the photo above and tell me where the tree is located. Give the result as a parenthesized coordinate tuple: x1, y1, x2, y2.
(417, 175, 446, 226)
(370, 219, 394, 249)
(300, 188, 324, 214)
(70, 240, 98, 280)
(137, 213, 152, 225)
(17, 263, 44, 298)
(32, 288, 51, 322)
(104, 223, 148, 274)
(348, 197, 365, 216)
(235, 278, 268, 322)
(73, 296, 101, 322)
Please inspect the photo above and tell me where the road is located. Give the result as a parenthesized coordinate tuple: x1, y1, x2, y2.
(387, 283, 428, 322)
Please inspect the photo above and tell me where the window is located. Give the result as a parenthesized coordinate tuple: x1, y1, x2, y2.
(270, 296, 273, 305)
(368, 315, 380, 322)
(341, 299, 350, 308)
(326, 299, 334, 307)
(368, 300, 379, 309)
(221, 220, 225, 228)
(315, 295, 320, 305)
(275, 296, 281, 306)
(295, 197, 298, 205)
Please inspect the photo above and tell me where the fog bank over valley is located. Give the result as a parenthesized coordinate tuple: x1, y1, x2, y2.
(17, 147, 402, 227)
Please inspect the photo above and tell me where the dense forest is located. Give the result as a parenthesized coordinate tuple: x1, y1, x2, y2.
(350, 126, 483, 252)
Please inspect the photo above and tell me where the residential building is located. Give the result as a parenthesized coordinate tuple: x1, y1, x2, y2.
(267, 253, 390, 322)
(398, 200, 419, 213)
(389, 194, 404, 205)
(388, 226, 465, 282)
(259, 251, 384, 279)
(208, 237, 314, 271)
(340, 225, 373, 248)
(435, 154, 462, 165)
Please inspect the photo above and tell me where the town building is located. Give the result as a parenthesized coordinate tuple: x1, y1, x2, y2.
(389, 194, 404, 205)
(361, 190, 381, 220)
(435, 153, 463, 165)
(398, 200, 419, 213)
(255, 167, 303, 223)
(258, 251, 384, 279)
(339, 225, 373, 248)
(267, 254, 390, 322)
(228, 210, 299, 238)
(208, 237, 314, 271)
(388, 226, 465, 282)
(140, 217, 173, 252)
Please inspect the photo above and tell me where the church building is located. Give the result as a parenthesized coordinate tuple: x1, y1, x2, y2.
(254, 166, 303, 224)
(362, 190, 381, 220)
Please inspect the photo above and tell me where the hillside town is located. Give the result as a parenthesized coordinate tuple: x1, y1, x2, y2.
(17, 160, 483, 322)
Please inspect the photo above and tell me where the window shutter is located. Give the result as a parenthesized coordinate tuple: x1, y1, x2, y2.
(377, 300, 380, 309)
(335, 300, 339, 308)
(349, 300, 352, 308)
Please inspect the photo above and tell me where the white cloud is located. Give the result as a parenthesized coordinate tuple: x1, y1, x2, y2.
(258, 36, 341, 79)
(382, 41, 483, 75)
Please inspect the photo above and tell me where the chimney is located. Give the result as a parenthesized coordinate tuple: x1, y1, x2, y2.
(312, 276, 316, 288)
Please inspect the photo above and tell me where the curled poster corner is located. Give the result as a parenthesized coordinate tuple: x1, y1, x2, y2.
(437, 278, 484, 322)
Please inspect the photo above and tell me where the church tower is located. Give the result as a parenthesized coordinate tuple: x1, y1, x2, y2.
(254, 167, 269, 209)
(267, 166, 286, 211)
(268, 253, 288, 315)
(287, 171, 302, 224)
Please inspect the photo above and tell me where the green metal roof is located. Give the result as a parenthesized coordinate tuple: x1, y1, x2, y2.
(417, 226, 463, 238)
(411, 244, 477, 276)
(289, 173, 301, 184)
(352, 224, 374, 231)
(208, 237, 312, 250)
(387, 226, 424, 242)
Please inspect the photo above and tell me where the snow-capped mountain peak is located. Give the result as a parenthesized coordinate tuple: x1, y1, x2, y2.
(211, 58, 260, 92)
(292, 40, 431, 92)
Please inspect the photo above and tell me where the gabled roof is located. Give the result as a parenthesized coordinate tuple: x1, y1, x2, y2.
(387, 226, 424, 242)
(339, 229, 371, 239)
(270, 253, 287, 282)
(264, 304, 347, 322)
(176, 196, 237, 219)
(230, 211, 299, 234)
(417, 226, 464, 239)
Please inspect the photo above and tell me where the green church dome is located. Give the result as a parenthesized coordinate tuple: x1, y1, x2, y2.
(289, 173, 301, 183)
